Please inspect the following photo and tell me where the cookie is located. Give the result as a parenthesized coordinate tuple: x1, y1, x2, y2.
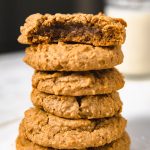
(24, 43, 123, 71)
(16, 131, 130, 150)
(16, 135, 46, 150)
(22, 108, 127, 149)
(17, 122, 130, 150)
(18, 13, 127, 46)
(32, 68, 124, 96)
(31, 89, 122, 119)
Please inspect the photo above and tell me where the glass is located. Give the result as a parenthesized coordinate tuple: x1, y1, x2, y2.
(105, 0, 150, 78)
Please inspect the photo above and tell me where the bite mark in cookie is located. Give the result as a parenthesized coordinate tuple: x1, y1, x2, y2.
(18, 13, 127, 46)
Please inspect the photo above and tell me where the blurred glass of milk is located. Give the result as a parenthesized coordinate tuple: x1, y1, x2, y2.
(105, 0, 150, 77)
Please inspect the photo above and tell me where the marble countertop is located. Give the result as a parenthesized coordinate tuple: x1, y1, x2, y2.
(0, 52, 150, 149)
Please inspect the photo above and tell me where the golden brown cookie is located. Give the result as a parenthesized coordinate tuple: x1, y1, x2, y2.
(32, 68, 124, 96)
(22, 108, 127, 149)
(18, 13, 126, 46)
(24, 43, 123, 71)
(16, 131, 130, 150)
(31, 89, 122, 119)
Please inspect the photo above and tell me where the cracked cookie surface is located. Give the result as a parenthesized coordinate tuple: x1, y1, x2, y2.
(24, 43, 123, 71)
(31, 89, 122, 119)
(22, 108, 127, 149)
(32, 68, 124, 96)
(16, 128, 130, 150)
(18, 13, 126, 46)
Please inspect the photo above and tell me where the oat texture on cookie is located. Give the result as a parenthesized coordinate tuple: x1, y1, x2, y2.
(16, 12, 130, 150)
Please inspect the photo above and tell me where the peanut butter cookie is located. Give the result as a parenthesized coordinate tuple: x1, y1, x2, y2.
(16, 131, 130, 150)
(31, 89, 122, 119)
(24, 43, 123, 71)
(22, 108, 127, 149)
(32, 68, 124, 96)
(18, 13, 126, 46)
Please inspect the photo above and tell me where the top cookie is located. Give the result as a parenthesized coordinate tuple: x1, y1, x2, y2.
(18, 13, 127, 46)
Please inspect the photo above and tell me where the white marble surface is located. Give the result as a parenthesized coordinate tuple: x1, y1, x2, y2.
(0, 52, 150, 149)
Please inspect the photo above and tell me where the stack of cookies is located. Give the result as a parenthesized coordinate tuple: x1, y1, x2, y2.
(16, 13, 130, 150)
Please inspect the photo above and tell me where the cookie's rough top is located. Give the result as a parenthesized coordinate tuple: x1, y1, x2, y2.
(22, 108, 127, 149)
(32, 68, 124, 96)
(32, 89, 122, 119)
(18, 13, 127, 46)
(16, 131, 130, 150)
(24, 43, 123, 71)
